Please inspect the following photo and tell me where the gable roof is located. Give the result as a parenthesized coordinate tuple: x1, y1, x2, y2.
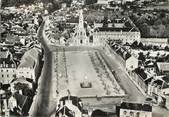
(157, 62, 169, 72)
(18, 48, 40, 68)
(120, 102, 152, 112)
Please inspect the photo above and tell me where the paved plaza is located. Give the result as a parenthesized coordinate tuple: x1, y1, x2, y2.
(55, 50, 126, 98)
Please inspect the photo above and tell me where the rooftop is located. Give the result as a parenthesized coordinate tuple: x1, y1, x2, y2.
(97, 27, 138, 32)
(157, 62, 169, 72)
(0, 50, 10, 59)
(120, 102, 152, 112)
(18, 48, 40, 68)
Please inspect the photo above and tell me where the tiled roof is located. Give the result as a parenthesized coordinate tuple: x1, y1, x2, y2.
(98, 27, 138, 32)
(18, 48, 40, 68)
(11, 77, 33, 84)
(121, 102, 152, 112)
(157, 62, 169, 72)
(18, 56, 35, 68)
(0, 51, 9, 59)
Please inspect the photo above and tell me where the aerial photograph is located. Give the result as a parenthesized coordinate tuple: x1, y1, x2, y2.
(0, 0, 169, 117)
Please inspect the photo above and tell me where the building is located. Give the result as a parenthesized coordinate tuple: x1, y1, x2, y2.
(71, 9, 102, 46)
(156, 62, 169, 75)
(0, 49, 16, 84)
(16, 48, 41, 83)
(141, 38, 168, 47)
(144, 61, 156, 73)
(93, 18, 141, 44)
(71, 9, 88, 46)
(125, 55, 138, 71)
(97, 0, 109, 4)
(55, 96, 83, 117)
(119, 102, 152, 117)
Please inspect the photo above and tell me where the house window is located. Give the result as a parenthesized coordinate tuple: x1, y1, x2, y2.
(80, 40, 83, 44)
(89, 36, 93, 43)
(7, 75, 9, 77)
(1, 70, 3, 72)
(136, 112, 140, 117)
(2, 75, 4, 77)
(123, 111, 127, 115)
(130, 111, 134, 117)
(6, 70, 8, 72)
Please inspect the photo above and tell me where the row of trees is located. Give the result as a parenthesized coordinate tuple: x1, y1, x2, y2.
(2, 0, 39, 7)
(85, 0, 97, 5)
(130, 11, 169, 38)
(130, 41, 169, 51)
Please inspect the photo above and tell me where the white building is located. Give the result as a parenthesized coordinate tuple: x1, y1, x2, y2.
(119, 102, 152, 117)
(141, 38, 168, 47)
(72, 9, 88, 46)
(0, 49, 16, 84)
(93, 18, 141, 44)
(93, 29, 140, 44)
(125, 55, 138, 71)
(97, 0, 109, 4)
(16, 48, 41, 82)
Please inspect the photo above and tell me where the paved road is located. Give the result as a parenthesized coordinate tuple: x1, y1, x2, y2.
(98, 48, 146, 102)
(29, 21, 57, 117)
(98, 48, 169, 117)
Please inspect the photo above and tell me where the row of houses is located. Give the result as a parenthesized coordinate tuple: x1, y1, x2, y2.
(110, 41, 169, 108)
(0, 45, 43, 115)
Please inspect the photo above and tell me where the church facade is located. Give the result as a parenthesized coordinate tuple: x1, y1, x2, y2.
(70, 9, 102, 46)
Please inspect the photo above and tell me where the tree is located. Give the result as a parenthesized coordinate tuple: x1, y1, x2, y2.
(140, 23, 150, 37)
(165, 54, 169, 62)
(14, 83, 34, 97)
(85, 0, 97, 5)
(146, 51, 150, 58)
(138, 52, 146, 62)
(102, 16, 108, 28)
(164, 46, 169, 51)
